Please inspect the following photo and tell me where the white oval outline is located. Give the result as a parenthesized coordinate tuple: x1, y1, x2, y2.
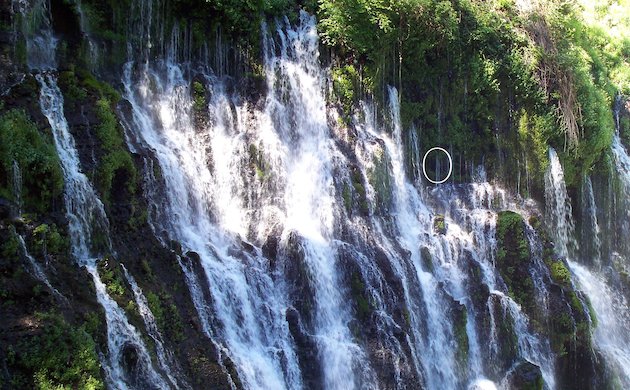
(422, 147, 453, 184)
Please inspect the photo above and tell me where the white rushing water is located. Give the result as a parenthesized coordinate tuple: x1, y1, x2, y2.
(15, 232, 66, 301)
(122, 264, 189, 389)
(37, 72, 171, 390)
(569, 261, 630, 388)
(119, 9, 565, 387)
(545, 143, 630, 387)
(545, 148, 576, 258)
(17, 0, 627, 387)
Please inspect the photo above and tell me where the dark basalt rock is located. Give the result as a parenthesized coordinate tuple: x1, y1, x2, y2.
(280, 231, 316, 326)
(285, 306, 322, 390)
(186, 250, 202, 264)
(0, 198, 17, 221)
(505, 361, 543, 390)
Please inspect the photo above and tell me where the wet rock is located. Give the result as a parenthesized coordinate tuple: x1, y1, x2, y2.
(285, 307, 322, 390)
(239, 238, 255, 254)
(505, 361, 543, 390)
(185, 251, 201, 264)
(262, 234, 279, 266)
(420, 246, 434, 273)
(170, 240, 183, 256)
(433, 214, 446, 234)
(0, 198, 17, 221)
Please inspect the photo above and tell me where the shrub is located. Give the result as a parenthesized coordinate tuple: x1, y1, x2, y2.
(0, 110, 63, 213)
(14, 312, 104, 390)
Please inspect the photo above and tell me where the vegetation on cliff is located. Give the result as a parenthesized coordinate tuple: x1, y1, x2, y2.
(319, 0, 629, 192)
(0, 110, 63, 213)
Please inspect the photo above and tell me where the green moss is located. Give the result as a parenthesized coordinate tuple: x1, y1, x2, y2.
(350, 170, 369, 215)
(496, 211, 535, 312)
(147, 291, 185, 342)
(248, 144, 271, 181)
(94, 98, 138, 204)
(0, 110, 63, 213)
(433, 215, 446, 234)
(454, 307, 469, 365)
(192, 81, 206, 112)
(350, 271, 371, 321)
(549, 261, 571, 286)
(367, 151, 392, 211)
(342, 183, 352, 212)
(11, 312, 104, 390)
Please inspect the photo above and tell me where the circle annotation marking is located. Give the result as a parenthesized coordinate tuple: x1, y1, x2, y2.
(422, 147, 453, 184)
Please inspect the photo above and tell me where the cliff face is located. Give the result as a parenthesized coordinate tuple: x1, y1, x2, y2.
(0, 1, 629, 389)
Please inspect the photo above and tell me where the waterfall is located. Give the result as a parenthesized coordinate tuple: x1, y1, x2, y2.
(36, 73, 171, 390)
(15, 231, 66, 301)
(118, 8, 568, 384)
(611, 100, 630, 208)
(383, 87, 459, 388)
(544, 142, 630, 387)
(11, 160, 22, 214)
(581, 176, 602, 266)
(569, 262, 630, 387)
(121, 264, 190, 389)
(12, 0, 629, 387)
(23, 0, 58, 71)
(544, 148, 576, 257)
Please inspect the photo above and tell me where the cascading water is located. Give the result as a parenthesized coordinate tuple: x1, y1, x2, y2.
(545, 148, 576, 258)
(570, 262, 630, 388)
(37, 72, 172, 390)
(19, 0, 179, 386)
(11, 160, 22, 214)
(122, 264, 190, 389)
(544, 143, 630, 387)
(117, 8, 571, 387)
(580, 176, 601, 267)
(15, 231, 66, 301)
(12, 0, 628, 387)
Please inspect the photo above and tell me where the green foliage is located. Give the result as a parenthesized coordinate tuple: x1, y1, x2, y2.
(94, 98, 138, 204)
(192, 81, 207, 112)
(350, 272, 371, 321)
(549, 260, 571, 286)
(496, 211, 535, 311)
(317, 0, 627, 189)
(32, 223, 68, 257)
(1, 229, 20, 261)
(12, 312, 104, 390)
(147, 291, 185, 341)
(518, 111, 552, 183)
(332, 65, 359, 121)
(97, 260, 126, 298)
(0, 110, 63, 213)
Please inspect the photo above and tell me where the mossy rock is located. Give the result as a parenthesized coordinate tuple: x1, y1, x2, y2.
(433, 215, 446, 235)
(453, 303, 469, 367)
(495, 211, 535, 313)
(350, 271, 372, 322)
(506, 361, 544, 390)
